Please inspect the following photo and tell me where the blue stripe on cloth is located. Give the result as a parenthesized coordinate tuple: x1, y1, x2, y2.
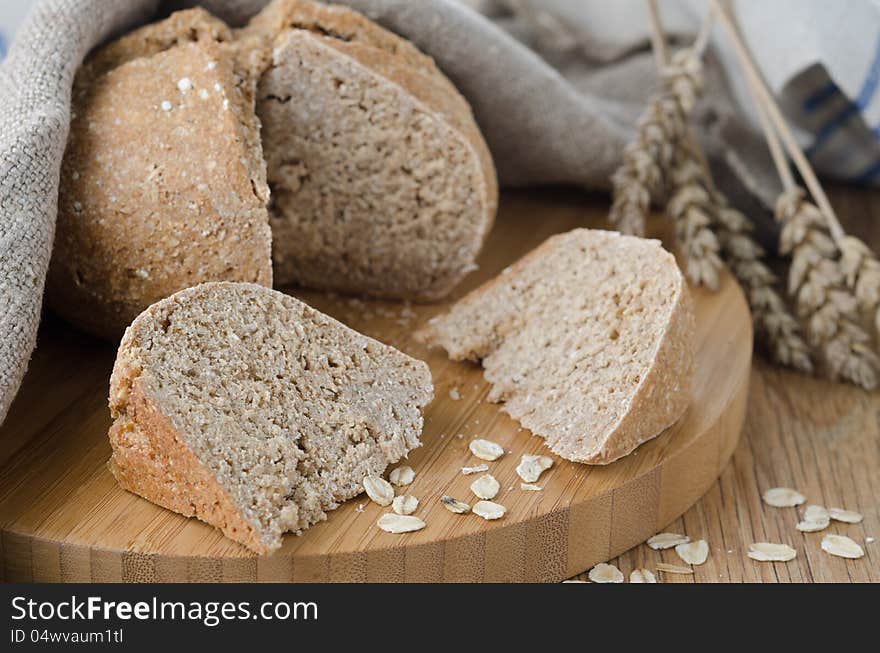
(0, 31, 7, 59)
(806, 31, 880, 158)
(855, 158, 880, 184)
(803, 81, 840, 112)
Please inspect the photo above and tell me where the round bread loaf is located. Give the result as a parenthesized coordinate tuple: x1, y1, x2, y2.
(240, 0, 498, 301)
(47, 9, 272, 340)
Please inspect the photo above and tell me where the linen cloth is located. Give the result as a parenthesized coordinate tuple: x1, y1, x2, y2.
(2, 0, 879, 424)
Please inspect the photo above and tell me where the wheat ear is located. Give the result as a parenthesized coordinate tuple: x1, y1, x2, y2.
(672, 148, 813, 370)
(839, 236, 880, 336)
(778, 190, 879, 389)
(666, 151, 723, 290)
(609, 48, 702, 237)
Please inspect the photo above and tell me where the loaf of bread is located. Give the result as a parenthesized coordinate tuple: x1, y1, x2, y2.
(47, 9, 272, 339)
(240, 0, 498, 300)
(420, 229, 695, 464)
(108, 282, 433, 554)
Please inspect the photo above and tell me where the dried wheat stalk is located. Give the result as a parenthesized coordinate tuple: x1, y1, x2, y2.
(673, 149, 813, 370)
(666, 152, 723, 290)
(777, 189, 879, 389)
(839, 236, 880, 336)
(609, 50, 702, 237)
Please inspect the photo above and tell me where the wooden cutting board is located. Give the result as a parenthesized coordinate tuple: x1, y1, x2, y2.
(0, 190, 751, 582)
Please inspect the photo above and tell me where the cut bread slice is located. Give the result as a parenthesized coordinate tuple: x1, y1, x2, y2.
(48, 9, 272, 339)
(108, 282, 433, 554)
(420, 229, 695, 464)
(239, 0, 497, 301)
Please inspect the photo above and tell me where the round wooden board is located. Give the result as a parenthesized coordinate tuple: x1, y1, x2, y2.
(0, 193, 751, 582)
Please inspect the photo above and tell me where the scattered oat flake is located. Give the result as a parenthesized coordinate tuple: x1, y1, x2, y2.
(796, 517, 829, 532)
(377, 514, 426, 534)
(629, 569, 657, 583)
(515, 454, 553, 483)
(866, 537, 875, 544)
(520, 483, 542, 492)
(472, 500, 507, 520)
(469, 439, 504, 461)
(392, 495, 419, 515)
(389, 465, 415, 487)
(470, 474, 500, 500)
(675, 540, 709, 565)
(647, 533, 690, 550)
(588, 563, 623, 583)
(363, 475, 394, 506)
(828, 507, 863, 524)
(441, 496, 470, 514)
(803, 504, 830, 521)
(748, 542, 797, 562)
(655, 563, 694, 575)
(449, 387, 461, 400)
(356, 503, 365, 513)
(461, 464, 489, 475)
(762, 487, 805, 507)
(821, 534, 864, 559)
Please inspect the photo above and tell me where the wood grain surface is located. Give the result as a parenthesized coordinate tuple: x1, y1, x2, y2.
(570, 185, 880, 583)
(0, 190, 750, 582)
(1, 186, 876, 583)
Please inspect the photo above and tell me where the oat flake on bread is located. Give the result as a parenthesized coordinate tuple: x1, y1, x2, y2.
(420, 229, 695, 464)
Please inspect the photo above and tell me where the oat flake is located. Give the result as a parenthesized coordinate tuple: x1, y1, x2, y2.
(821, 534, 865, 559)
(389, 465, 415, 487)
(748, 542, 797, 562)
(796, 517, 829, 532)
(363, 475, 394, 506)
(392, 495, 418, 515)
(461, 464, 489, 475)
(655, 563, 694, 575)
(377, 514, 426, 534)
(470, 474, 500, 500)
(828, 507, 863, 524)
(515, 454, 553, 483)
(647, 533, 690, 550)
(520, 483, 542, 492)
(469, 439, 504, 461)
(762, 487, 805, 507)
(441, 496, 470, 514)
(472, 500, 506, 520)
(675, 540, 709, 565)
(588, 563, 623, 583)
(629, 569, 657, 583)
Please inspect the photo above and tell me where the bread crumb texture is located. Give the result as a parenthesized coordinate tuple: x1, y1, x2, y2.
(240, 0, 498, 300)
(422, 229, 695, 464)
(48, 9, 272, 339)
(108, 282, 433, 554)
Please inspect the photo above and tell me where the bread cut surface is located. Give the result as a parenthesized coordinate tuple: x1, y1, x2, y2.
(108, 282, 433, 554)
(48, 9, 272, 340)
(421, 229, 695, 464)
(240, 0, 498, 301)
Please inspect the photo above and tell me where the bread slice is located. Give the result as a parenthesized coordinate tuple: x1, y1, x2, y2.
(108, 282, 433, 554)
(420, 229, 695, 464)
(239, 0, 498, 301)
(48, 9, 272, 339)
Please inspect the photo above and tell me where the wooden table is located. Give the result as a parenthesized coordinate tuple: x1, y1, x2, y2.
(1, 187, 876, 582)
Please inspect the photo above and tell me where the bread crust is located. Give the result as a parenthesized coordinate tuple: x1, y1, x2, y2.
(109, 377, 269, 554)
(48, 10, 272, 339)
